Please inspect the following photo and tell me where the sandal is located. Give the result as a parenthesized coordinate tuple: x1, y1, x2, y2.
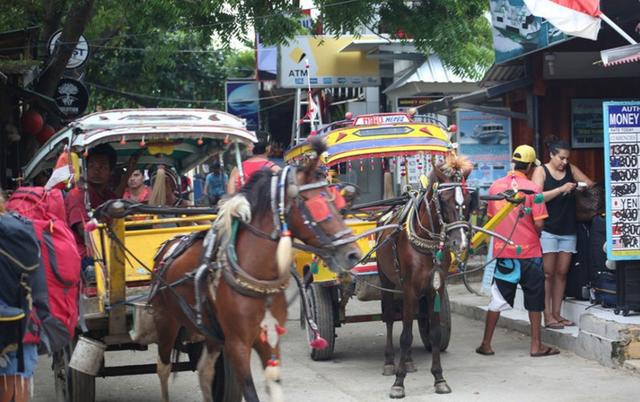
(531, 346, 560, 357)
(545, 321, 565, 330)
(559, 318, 575, 327)
(475, 346, 495, 356)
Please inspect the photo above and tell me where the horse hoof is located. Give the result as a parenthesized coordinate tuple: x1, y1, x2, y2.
(389, 386, 405, 399)
(405, 361, 417, 373)
(434, 381, 452, 394)
(382, 364, 396, 376)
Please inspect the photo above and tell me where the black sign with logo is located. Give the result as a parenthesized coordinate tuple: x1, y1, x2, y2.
(54, 78, 89, 118)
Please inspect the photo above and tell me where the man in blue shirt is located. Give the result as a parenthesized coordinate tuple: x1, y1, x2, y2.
(204, 161, 227, 206)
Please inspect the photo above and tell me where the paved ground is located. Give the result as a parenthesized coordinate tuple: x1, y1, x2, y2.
(31, 294, 639, 402)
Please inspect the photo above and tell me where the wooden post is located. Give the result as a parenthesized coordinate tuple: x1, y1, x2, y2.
(108, 216, 127, 336)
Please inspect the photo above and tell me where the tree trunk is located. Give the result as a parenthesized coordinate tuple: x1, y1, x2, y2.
(36, 0, 95, 97)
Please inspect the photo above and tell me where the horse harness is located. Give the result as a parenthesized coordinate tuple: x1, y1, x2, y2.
(150, 166, 350, 339)
(381, 180, 474, 288)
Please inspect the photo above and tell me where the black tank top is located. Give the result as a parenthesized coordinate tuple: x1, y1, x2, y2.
(542, 165, 576, 235)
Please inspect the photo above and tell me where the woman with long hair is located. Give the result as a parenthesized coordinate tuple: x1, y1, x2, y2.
(532, 138, 594, 329)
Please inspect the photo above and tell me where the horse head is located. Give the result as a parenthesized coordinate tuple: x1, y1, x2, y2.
(428, 153, 476, 259)
(285, 137, 363, 272)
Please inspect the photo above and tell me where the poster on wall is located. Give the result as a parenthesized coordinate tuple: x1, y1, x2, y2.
(572, 99, 604, 148)
(456, 110, 511, 194)
(603, 101, 640, 260)
(225, 80, 260, 131)
(489, 0, 571, 64)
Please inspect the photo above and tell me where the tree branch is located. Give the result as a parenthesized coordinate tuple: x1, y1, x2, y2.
(36, 0, 95, 97)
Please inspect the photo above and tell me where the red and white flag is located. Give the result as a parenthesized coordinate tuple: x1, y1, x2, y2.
(524, 0, 601, 40)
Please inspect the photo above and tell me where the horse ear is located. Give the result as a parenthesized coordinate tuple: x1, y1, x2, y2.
(431, 159, 448, 183)
(304, 137, 327, 176)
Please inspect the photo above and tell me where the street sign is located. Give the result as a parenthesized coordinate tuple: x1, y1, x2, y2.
(603, 101, 640, 260)
(54, 78, 89, 118)
(47, 30, 90, 69)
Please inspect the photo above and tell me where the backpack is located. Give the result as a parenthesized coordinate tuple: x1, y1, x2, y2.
(0, 212, 41, 370)
(7, 187, 81, 351)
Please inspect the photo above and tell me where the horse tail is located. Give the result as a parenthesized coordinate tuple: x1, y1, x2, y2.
(214, 194, 251, 246)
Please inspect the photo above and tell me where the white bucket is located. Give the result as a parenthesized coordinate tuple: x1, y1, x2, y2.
(129, 302, 158, 345)
(68, 336, 107, 376)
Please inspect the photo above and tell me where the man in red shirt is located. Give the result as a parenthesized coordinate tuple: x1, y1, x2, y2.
(227, 140, 280, 193)
(65, 143, 119, 257)
(476, 145, 560, 357)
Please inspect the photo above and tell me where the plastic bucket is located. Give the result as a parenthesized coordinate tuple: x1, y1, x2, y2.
(68, 336, 106, 376)
(129, 302, 158, 345)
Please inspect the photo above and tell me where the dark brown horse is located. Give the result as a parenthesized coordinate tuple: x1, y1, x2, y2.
(377, 154, 475, 398)
(150, 142, 362, 402)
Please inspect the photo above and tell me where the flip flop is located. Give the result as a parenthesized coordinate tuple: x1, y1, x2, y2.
(559, 319, 576, 327)
(475, 346, 495, 356)
(531, 347, 560, 357)
(545, 322, 565, 330)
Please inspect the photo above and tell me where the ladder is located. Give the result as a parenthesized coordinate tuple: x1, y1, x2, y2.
(290, 88, 323, 146)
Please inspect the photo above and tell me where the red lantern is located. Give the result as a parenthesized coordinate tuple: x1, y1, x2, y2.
(21, 110, 44, 135)
(34, 124, 55, 144)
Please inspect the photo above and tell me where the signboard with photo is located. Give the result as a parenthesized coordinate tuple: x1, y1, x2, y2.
(489, 0, 571, 64)
(456, 110, 512, 194)
(225, 80, 260, 131)
(603, 101, 640, 260)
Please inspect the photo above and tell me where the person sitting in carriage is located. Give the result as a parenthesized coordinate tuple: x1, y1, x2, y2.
(65, 143, 136, 257)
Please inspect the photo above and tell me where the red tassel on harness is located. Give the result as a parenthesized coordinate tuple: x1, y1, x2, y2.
(275, 324, 287, 336)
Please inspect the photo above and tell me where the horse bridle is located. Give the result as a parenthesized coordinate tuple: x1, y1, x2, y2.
(411, 181, 476, 249)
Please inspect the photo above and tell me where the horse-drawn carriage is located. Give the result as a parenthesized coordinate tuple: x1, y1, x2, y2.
(285, 112, 459, 360)
(285, 112, 526, 397)
(22, 108, 366, 402)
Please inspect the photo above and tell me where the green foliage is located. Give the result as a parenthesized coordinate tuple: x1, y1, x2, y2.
(1, 0, 493, 108)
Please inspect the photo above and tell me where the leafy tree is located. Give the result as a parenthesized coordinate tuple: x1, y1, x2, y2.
(1, 0, 491, 114)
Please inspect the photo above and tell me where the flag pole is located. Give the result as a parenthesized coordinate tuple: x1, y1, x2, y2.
(600, 13, 637, 45)
(304, 58, 316, 133)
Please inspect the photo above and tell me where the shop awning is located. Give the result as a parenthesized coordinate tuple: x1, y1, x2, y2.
(383, 55, 478, 96)
(418, 77, 532, 119)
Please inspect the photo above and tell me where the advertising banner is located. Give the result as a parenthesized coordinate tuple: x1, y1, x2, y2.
(278, 35, 380, 88)
(456, 110, 512, 194)
(603, 101, 640, 260)
(225, 80, 260, 132)
(489, 0, 571, 64)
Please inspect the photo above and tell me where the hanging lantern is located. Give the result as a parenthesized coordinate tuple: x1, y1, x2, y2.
(347, 160, 353, 172)
(119, 136, 126, 145)
(21, 110, 44, 135)
(197, 137, 204, 145)
(370, 158, 375, 170)
(359, 160, 364, 172)
(34, 124, 55, 145)
(139, 136, 146, 147)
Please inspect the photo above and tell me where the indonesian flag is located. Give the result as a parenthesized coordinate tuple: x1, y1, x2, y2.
(45, 148, 80, 190)
(524, 0, 601, 40)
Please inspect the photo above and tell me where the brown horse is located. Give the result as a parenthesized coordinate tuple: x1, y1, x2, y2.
(376, 154, 475, 398)
(150, 142, 362, 402)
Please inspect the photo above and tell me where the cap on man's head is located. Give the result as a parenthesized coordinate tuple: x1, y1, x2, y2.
(512, 145, 540, 166)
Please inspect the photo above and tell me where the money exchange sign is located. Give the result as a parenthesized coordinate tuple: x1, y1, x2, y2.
(604, 101, 640, 260)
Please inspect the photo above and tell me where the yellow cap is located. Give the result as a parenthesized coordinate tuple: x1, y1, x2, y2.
(512, 145, 540, 166)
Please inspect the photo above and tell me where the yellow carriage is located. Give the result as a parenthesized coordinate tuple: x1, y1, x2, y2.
(22, 109, 254, 402)
(285, 112, 457, 360)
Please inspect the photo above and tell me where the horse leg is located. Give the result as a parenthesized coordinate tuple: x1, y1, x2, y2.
(197, 341, 221, 402)
(381, 286, 396, 376)
(429, 287, 451, 394)
(156, 318, 179, 402)
(389, 294, 415, 399)
(254, 339, 283, 402)
(226, 340, 260, 402)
